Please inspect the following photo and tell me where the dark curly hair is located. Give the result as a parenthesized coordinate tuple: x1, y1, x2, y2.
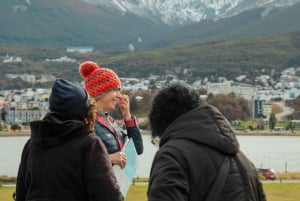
(148, 81, 200, 139)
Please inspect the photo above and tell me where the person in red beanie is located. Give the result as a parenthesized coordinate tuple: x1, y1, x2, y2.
(79, 61, 143, 169)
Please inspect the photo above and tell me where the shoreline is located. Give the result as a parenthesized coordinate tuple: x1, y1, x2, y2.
(0, 131, 31, 137)
(235, 131, 300, 136)
(1, 131, 300, 137)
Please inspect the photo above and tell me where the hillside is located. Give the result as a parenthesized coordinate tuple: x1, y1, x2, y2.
(98, 31, 300, 80)
(1, 31, 300, 90)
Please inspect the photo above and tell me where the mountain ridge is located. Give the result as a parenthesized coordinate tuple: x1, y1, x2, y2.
(155, 2, 300, 47)
(1, 0, 300, 50)
(0, 0, 171, 49)
(84, 0, 300, 25)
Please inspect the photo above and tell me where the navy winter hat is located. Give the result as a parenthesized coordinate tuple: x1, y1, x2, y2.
(49, 78, 89, 117)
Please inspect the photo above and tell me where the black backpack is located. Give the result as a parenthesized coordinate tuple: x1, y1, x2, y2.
(205, 151, 266, 201)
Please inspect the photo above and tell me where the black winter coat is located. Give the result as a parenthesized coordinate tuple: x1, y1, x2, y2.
(16, 112, 122, 201)
(147, 105, 266, 201)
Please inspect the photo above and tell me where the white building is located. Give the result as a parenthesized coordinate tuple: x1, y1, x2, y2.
(207, 80, 256, 101)
(66, 47, 93, 53)
(3, 56, 22, 63)
(5, 110, 45, 124)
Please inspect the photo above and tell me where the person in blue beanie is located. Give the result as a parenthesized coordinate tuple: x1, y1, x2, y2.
(15, 78, 123, 201)
(147, 81, 266, 201)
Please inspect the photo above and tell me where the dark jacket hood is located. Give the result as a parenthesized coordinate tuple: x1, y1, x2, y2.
(159, 105, 240, 155)
(29, 112, 90, 148)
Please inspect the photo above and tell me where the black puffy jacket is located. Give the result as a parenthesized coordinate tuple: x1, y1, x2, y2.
(147, 105, 266, 201)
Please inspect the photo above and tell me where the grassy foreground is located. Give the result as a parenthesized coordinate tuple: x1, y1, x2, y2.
(126, 183, 300, 201)
(1, 182, 300, 201)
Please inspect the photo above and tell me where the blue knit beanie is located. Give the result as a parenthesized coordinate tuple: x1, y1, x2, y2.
(49, 78, 88, 117)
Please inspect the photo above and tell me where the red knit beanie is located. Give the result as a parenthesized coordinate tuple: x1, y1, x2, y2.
(79, 61, 121, 97)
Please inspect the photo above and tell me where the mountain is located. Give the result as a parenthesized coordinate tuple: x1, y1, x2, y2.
(85, 0, 300, 25)
(1, 0, 300, 50)
(155, 2, 300, 47)
(0, 0, 171, 49)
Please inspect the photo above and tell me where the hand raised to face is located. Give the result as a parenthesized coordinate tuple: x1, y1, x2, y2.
(118, 94, 131, 120)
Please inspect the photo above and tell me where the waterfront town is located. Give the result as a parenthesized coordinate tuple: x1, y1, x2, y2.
(0, 64, 300, 130)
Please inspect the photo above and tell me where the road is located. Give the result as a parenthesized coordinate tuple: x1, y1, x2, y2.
(274, 101, 294, 121)
(262, 179, 300, 183)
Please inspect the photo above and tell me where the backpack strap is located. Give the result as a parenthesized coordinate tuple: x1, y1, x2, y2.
(205, 156, 230, 201)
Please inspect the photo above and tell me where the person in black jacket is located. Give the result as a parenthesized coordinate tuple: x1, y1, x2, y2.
(15, 78, 123, 201)
(147, 81, 266, 201)
(79, 61, 143, 169)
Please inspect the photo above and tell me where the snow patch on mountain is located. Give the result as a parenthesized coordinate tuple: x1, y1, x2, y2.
(83, 0, 300, 25)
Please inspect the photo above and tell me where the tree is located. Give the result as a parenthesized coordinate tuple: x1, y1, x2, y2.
(207, 92, 250, 122)
(11, 124, 22, 131)
(198, 87, 207, 95)
(269, 113, 277, 130)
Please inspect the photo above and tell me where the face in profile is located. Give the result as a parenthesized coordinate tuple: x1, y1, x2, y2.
(96, 88, 121, 112)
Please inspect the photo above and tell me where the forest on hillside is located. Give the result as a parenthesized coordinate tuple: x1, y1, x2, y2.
(0, 31, 300, 89)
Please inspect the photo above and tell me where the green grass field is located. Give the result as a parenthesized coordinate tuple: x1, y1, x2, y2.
(0, 186, 15, 201)
(1, 182, 300, 201)
(262, 183, 300, 201)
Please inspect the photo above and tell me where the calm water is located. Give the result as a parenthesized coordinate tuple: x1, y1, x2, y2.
(1, 135, 300, 177)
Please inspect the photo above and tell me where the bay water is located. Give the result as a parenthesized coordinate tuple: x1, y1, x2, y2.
(1, 135, 300, 177)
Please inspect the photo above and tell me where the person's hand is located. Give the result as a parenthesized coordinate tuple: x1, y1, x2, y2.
(118, 94, 131, 120)
(109, 151, 127, 169)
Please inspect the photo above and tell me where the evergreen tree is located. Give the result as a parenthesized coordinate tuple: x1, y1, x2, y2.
(269, 113, 277, 130)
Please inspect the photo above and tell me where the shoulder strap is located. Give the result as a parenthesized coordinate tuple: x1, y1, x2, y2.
(205, 156, 230, 201)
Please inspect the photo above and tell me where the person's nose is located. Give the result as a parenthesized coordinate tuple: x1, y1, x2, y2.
(116, 91, 121, 97)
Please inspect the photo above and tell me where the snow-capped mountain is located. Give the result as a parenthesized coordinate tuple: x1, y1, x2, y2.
(1, 0, 300, 49)
(83, 0, 300, 25)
